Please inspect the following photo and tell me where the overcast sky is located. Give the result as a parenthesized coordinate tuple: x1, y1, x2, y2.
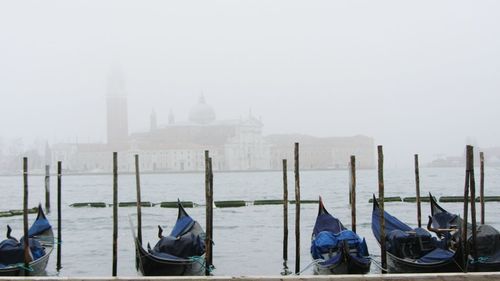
(0, 0, 499, 166)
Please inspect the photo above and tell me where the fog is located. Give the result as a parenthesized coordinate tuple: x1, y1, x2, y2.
(1, 0, 499, 167)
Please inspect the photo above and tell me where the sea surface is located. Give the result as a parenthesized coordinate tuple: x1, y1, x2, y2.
(0, 167, 499, 276)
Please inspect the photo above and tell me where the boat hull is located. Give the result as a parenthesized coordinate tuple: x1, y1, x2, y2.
(385, 251, 459, 273)
(135, 239, 205, 276)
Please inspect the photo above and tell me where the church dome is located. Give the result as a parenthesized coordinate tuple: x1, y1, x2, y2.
(189, 95, 216, 124)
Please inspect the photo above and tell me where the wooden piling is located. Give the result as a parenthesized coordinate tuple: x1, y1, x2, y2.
(204, 151, 212, 276)
(349, 155, 356, 233)
(414, 154, 421, 228)
(378, 145, 387, 273)
(282, 159, 291, 275)
(45, 165, 50, 213)
(23, 157, 30, 275)
(294, 143, 300, 274)
(57, 161, 62, 271)
(480, 152, 485, 225)
(462, 147, 470, 273)
(468, 146, 478, 262)
(282, 159, 288, 263)
(208, 157, 214, 273)
(112, 152, 118, 277)
(135, 155, 142, 245)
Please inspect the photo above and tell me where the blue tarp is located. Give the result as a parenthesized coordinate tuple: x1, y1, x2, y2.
(417, 248, 454, 263)
(0, 238, 45, 267)
(372, 202, 412, 243)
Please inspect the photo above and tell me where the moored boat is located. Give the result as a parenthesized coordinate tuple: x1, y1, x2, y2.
(132, 201, 206, 276)
(311, 197, 371, 274)
(0, 205, 54, 276)
(372, 195, 459, 273)
(429, 194, 500, 272)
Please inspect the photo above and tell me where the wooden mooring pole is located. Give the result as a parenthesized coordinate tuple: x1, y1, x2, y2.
(294, 143, 300, 274)
(45, 165, 50, 213)
(480, 152, 485, 225)
(414, 154, 421, 228)
(135, 154, 142, 245)
(57, 161, 62, 271)
(204, 151, 213, 276)
(282, 159, 289, 275)
(462, 147, 470, 272)
(208, 157, 214, 273)
(282, 159, 288, 261)
(468, 146, 478, 263)
(349, 155, 356, 233)
(378, 145, 387, 273)
(112, 152, 118, 277)
(134, 154, 142, 270)
(23, 157, 31, 276)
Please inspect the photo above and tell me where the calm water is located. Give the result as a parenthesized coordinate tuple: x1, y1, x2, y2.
(0, 167, 499, 276)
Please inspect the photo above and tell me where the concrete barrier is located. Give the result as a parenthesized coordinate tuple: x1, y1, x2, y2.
(0, 273, 499, 281)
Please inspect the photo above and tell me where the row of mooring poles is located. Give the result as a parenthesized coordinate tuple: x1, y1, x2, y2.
(21, 158, 63, 274)
(280, 143, 301, 275)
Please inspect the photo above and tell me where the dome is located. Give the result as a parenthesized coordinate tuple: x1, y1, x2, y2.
(189, 95, 216, 124)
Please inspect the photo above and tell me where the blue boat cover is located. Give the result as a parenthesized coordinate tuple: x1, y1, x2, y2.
(311, 230, 368, 260)
(313, 211, 346, 236)
(27, 215, 52, 238)
(150, 204, 205, 259)
(0, 237, 46, 267)
(417, 248, 454, 263)
(372, 202, 412, 243)
(169, 215, 194, 238)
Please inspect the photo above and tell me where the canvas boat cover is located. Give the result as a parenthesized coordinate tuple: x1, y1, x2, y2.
(149, 203, 205, 259)
(372, 199, 454, 263)
(0, 208, 50, 269)
(311, 200, 370, 267)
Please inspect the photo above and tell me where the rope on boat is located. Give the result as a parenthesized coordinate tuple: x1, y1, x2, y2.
(15, 263, 34, 272)
(470, 256, 489, 264)
(292, 259, 323, 275)
(368, 256, 389, 273)
(188, 256, 215, 274)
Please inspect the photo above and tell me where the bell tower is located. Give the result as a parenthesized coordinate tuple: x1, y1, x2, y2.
(106, 66, 129, 146)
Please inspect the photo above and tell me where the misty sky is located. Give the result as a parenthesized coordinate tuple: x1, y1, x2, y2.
(0, 1, 499, 166)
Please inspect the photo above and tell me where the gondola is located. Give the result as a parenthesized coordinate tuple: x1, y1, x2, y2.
(429, 194, 500, 272)
(310, 197, 371, 274)
(132, 201, 206, 276)
(0, 205, 54, 276)
(371, 195, 459, 273)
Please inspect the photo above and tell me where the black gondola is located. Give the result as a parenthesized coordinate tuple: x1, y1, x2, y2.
(0, 205, 54, 276)
(132, 201, 206, 276)
(311, 197, 371, 274)
(429, 194, 500, 272)
(371, 195, 459, 273)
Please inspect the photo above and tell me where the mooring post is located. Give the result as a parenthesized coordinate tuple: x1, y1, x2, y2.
(414, 154, 421, 228)
(282, 159, 289, 271)
(204, 150, 211, 276)
(135, 154, 142, 245)
(208, 157, 214, 273)
(468, 146, 478, 263)
(23, 157, 30, 276)
(45, 164, 50, 213)
(480, 152, 485, 225)
(57, 161, 62, 271)
(350, 155, 356, 233)
(294, 142, 300, 274)
(462, 146, 470, 272)
(112, 152, 118, 277)
(378, 145, 387, 273)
